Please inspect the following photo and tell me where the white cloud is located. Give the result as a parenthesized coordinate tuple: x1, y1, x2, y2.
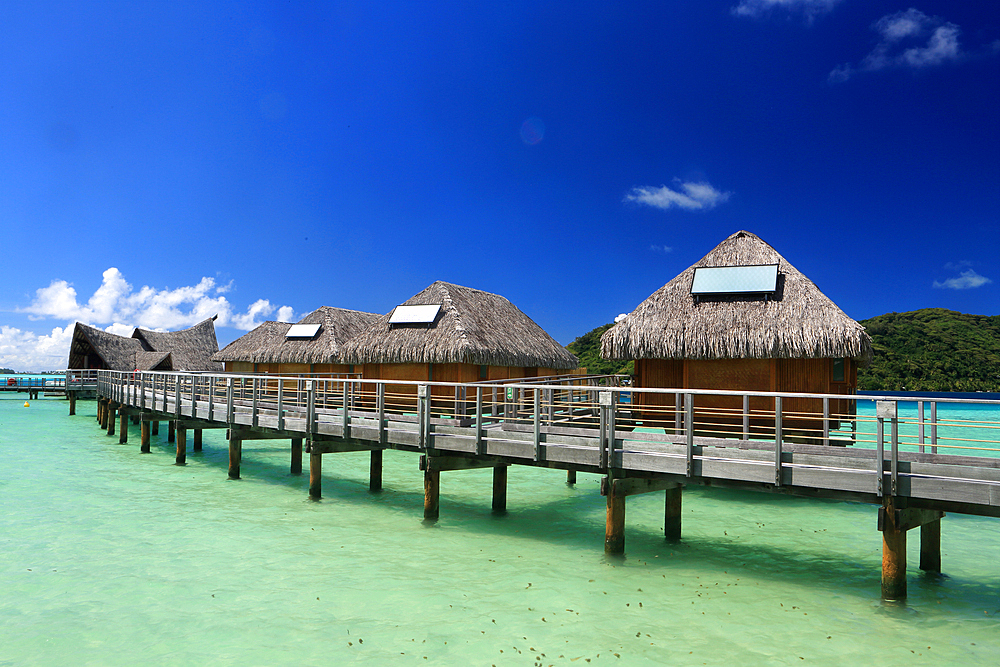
(19, 268, 294, 332)
(732, 0, 841, 21)
(626, 180, 730, 211)
(650, 244, 673, 253)
(831, 9, 965, 82)
(0, 325, 74, 372)
(276, 306, 296, 323)
(614, 313, 629, 323)
(932, 269, 992, 290)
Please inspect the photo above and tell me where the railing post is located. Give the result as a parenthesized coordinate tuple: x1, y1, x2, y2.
(307, 380, 316, 437)
(875, 401, 896, 497)
(533, 387, 543, 462)
(342, 380, 349, 437)
(252, 376, 259, 428)
(599, 391, 612, 469)
(377, 382, 386, 446)
(140, 373, 146, 410)
(774, 395, 783, 486)
(685, 393, 693, 477)
(226, 378, 235, 424)
(743, 394, 750, 440)
(475, 386, 484, 455)
(917, 400, 924, 453)
(190, 376, 198, 419)
(675, 392, 683, 435)
(277, 378, 284, 431)
(174, 375, 181, 419)
(930, 401, 938, 454)
(890, 402, 899, 496)
(823, 396, 830, 445)
(208, 376, 215, 422)
(418, 384, 429, 450)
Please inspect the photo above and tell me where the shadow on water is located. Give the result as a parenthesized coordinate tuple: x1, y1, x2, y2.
(82, 412, 1000, 605)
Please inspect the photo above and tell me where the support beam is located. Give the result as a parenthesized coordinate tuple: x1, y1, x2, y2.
(175, 427, 187, 466)
(566, 469, 577, 485)
(665, 485, 682, 542)
(920, 519, 942, 573)
(228, 437, 242, 479)
(141, 420, 151, 453)
(419, 455, 498, 472)
(424, 467, 440, 521)
(119, 411, 129, 444)
(290, 438, 303, 475)
(605, 478, 626, 555)
(309, 448, 322, 498)
(193, 429, 202, 452)
(880, 497, 906, 601)
(370, 449, 382, 492)
(168, 420, 175, 443)
(492, 465, 507, 514)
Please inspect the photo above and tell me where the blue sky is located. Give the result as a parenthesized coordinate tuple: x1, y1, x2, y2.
(1, 0, 997, 370)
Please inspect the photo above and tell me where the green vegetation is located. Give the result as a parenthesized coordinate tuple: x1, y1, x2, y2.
(568, 308, 1000, 391)
(858, 309, 1000, 392)
(567, 323, 633, 376)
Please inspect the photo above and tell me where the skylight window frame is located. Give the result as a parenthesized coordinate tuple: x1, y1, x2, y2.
(285, 323, 322, 339)
(388, 304, 442, 325)
(690, 264, 780, 300)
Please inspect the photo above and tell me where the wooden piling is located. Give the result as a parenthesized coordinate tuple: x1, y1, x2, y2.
(175, 427, 187, 465)
(309, 448, 322, 498)
(290, 438, 303, 475)
(119, 411, 129, 444)
(665, 485, 682, 541)
(881, 497, 906, 600)
(228, 437, 242, 479)
(492, 465, 507, 513)
(140, 420, 151, 453)
(424, 468, 440, 521)
(566, 469, 577, 485)
(68, 392, 76, 416)
(605, 479, 626, 554)
(167, 420, 175, 443)
(920, 518, 942, 573)
(370, 449, 383, 491)
(193, 429, 202, 452)
(97, 398, 103, 424)
(151, 421, 159, 436)
(106, 403, 117, 436)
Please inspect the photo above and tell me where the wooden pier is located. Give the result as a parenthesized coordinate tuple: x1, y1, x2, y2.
(91, 370, 999, 601)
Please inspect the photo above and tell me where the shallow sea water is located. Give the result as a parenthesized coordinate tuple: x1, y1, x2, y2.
(1, 393, 998, 666)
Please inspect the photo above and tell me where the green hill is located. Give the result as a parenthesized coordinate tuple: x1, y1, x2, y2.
(858, 309, 1000, 392)
(567, 309, 1000, 391)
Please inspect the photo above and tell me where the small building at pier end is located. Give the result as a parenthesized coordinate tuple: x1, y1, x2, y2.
(601, 230, 873, 440)
(68, 317, 223, 372)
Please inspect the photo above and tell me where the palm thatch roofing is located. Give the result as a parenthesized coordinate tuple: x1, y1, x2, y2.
(67, 323, 172, 371)
(134, 317, 223, 371)
(67, 317, 223, 371)
(601, 231, 872, 364)
(211, 307, 381, 365)
(340, 281, 579, 369)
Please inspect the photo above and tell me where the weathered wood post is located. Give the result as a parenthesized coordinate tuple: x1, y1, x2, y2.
(175, 426, 187, 466)
(605, 480, 626, 554)
(370, 450, 383, 491)
(881, 496, 906, 600)
(228, 434, 242, 479)
(193, 429, 202, 452)
(665, 484, 682, 541)
(492, 465, 507, 514)
(119, 410, 129, 444)
(566, 470, 577, 485)
(151, 421, 159, 436)
(309, 444, 322, 499)
(168, 420, 175, 443)
(141, 420, 151, 453)
(106, 403, 117, 436)
(68, 392, 76, 416)
(290, 438, 303, 475)
(424, 465, 440, 520)
(920, 519, 942, 573)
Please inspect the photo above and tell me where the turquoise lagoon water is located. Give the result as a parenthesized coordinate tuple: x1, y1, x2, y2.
(1, 393, 998, 666)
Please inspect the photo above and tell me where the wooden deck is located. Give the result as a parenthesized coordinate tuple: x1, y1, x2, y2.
(92, 370, 1000, 600)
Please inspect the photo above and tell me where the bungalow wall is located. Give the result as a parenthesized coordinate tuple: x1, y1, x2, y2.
(634, 357, 857, 440)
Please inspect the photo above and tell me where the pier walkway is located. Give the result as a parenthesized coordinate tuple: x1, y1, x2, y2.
(92, 370, 999, 600)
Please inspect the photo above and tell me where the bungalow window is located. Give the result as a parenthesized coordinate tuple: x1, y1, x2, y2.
(479, 365, 488, 380)
(832, 358, 845, 383)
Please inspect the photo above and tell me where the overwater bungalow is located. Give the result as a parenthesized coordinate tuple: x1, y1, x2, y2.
(68, 317, 223, 372)
(601, 230, 872, 439)
(212, 306, 380, 375)
(340, 281, 579, 409)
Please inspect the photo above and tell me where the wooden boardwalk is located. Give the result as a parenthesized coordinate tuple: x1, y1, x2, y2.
(92, 370, 1000, 600)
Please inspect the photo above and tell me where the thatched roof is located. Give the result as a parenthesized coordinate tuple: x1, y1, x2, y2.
(340, 281, 579, 369)
(601, 231, 872, 364)
(67, 323, 172, 371)
(133, 317, 223, 371)
(212, 307, 380, 365)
